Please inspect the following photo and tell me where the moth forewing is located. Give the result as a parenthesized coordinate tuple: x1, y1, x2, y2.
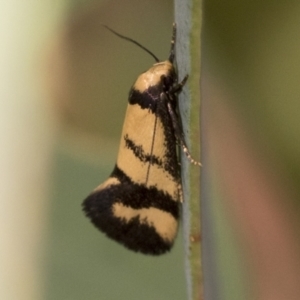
(117, 103, 178, 198)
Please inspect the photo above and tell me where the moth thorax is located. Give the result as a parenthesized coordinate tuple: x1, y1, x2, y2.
(133, 60, 175, 92)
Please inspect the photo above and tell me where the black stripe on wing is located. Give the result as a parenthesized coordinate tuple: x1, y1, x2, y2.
(82, 165, 179, 255)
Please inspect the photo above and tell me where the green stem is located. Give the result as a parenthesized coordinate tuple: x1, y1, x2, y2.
(174, 0, 203, 299)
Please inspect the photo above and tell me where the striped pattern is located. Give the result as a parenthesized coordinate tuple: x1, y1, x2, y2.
(82, 24, 200, 255)
(83, 61, 181, 255)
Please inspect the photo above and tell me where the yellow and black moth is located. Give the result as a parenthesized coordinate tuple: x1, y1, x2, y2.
(82, 23, 200, 255)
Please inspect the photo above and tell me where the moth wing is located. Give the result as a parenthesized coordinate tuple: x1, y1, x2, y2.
(83, 173, 179, 255)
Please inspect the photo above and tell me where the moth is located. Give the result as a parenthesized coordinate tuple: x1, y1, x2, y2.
(82, 23, 200, 255)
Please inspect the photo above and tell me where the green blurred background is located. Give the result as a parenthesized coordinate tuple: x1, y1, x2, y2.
(1, 0, 300, 299)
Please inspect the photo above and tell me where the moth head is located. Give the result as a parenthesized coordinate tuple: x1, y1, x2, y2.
(133, 60, 176, 92)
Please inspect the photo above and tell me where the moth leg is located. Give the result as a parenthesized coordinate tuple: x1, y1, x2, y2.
(161, 93, 201, 166)
(161, 74, 188, 96)
(169, 75, 188, 95)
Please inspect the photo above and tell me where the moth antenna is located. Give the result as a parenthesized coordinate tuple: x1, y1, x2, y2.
(103, 25, 160, 63)
(164, 92, 202, 167)
(168, 23, 176, 63)
(181, 144, 202, 166)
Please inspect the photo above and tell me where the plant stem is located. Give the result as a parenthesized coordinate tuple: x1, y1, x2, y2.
(174, 0, 203, 299)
